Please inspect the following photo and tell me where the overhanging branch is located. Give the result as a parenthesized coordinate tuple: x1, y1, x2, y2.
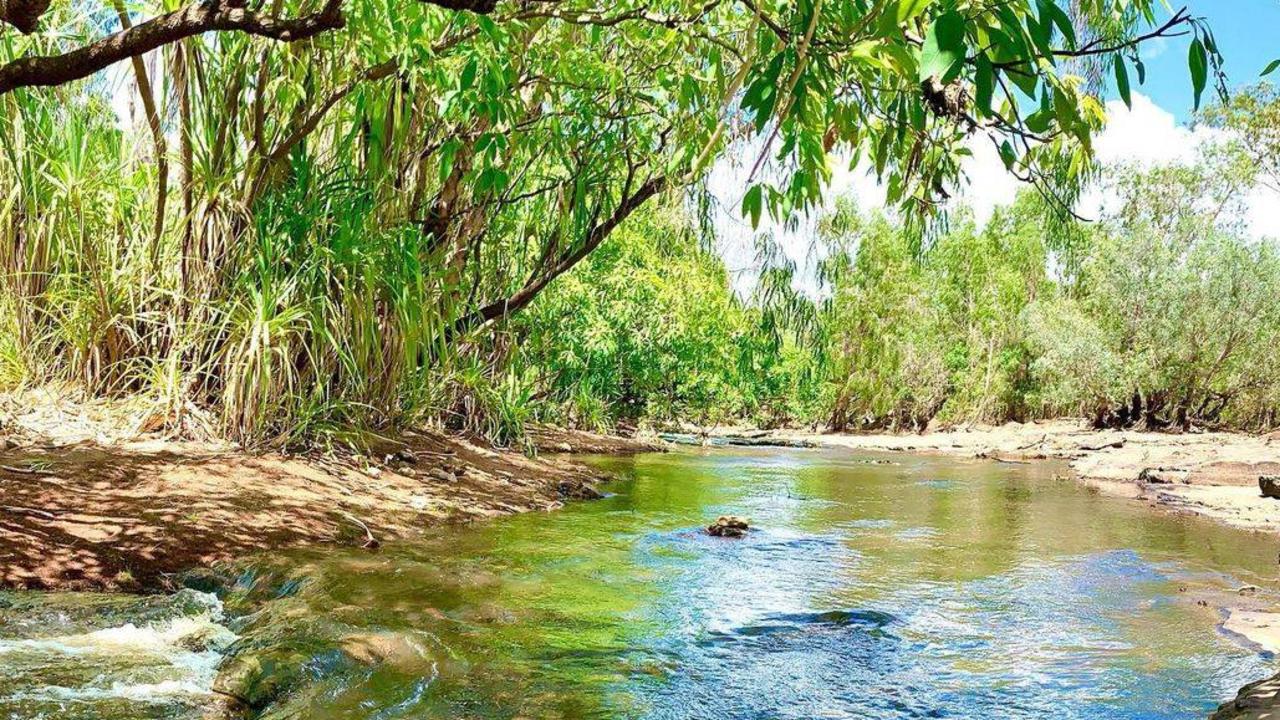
(0, 0, 501, 96)
(0, 0, 344, 94)
(454, 175, 668, 335)
(0, 0, 50, 34)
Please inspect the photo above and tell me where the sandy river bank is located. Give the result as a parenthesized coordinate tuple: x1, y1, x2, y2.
(766, 420, 1280, 533)
(0, 391, 659, 592)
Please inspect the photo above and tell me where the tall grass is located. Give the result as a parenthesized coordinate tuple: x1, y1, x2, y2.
(0, 79, 532, 448)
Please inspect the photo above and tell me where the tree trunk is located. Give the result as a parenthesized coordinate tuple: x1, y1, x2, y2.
(113, 0, 168, 258)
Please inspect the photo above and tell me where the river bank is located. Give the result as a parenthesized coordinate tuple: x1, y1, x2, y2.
(753, 420, 1280, 534)
(0, 390, 659, 592)
(4, 404, 1280, 718)
(5, 405, 1279, 593)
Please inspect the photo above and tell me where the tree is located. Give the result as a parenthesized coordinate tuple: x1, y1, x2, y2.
(0, 0, 1223, 442)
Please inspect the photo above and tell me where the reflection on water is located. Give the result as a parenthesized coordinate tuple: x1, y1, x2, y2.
(3, 448, 1278, 719)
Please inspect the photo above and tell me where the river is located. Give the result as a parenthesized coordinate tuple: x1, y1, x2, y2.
(1, 447, 1276, 718)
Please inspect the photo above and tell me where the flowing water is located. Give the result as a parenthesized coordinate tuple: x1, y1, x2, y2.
(2, 447, 1278, 719)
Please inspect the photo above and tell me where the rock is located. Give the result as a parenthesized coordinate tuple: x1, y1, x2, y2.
(393, 448, 418, 464)
(556, 479, 604, 500)
(427, 467, 455, 483)
(1080, 438, 1126, 451)
(1138, 467, 1182, 484)
(214, 651, 309, 710)
(1211, 671, 1280, 719)
(340, 632, 429, 667)
(707, 515, 749, 538)
(1260, 476, 1280, 499)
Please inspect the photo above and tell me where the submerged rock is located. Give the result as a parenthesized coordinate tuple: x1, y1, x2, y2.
(214, 649, 311, 710)
(707, 515, 750, 538)
(1259, 476, 1280, 499)
(340, 632, 430, 668)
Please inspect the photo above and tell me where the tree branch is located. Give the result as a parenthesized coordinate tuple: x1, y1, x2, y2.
(454, 175, 667, 334)
(0, 0, 50, 34)
(0, 0, 344, 94)
(0, 0, 502, 95)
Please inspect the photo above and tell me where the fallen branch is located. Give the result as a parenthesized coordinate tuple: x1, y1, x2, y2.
(0, 504, 56, 519)
(1, 463, 54, 476)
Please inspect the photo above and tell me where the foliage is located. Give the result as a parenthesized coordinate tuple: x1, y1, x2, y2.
(0, 0, 1226, 445)
(810, 196, 1048, 431)
(806, 96, 1280, 432)
(1029, 162, 1280, 430)
(513, 205, 798, 429)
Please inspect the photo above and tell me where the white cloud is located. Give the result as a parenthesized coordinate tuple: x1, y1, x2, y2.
(1083, 93, 1280, 236)
(1139, 36, 1170, 61)
(1244, 184, 1280, 239)
(960, 136, 1021, 226)
(1092, 93, 1218, 166)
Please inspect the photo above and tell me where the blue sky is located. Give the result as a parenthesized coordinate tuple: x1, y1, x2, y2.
(1132, 0, 1280, 121)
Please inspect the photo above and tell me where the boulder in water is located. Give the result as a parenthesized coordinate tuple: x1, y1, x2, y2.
(707, 515, 749, 538)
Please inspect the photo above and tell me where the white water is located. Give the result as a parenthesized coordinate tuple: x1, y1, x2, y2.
(0, 589, 237, 717)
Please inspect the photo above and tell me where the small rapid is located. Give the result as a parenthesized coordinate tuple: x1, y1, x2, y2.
(0, 588, 236, 719)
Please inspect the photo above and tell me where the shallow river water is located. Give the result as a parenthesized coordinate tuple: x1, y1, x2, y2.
(2, 447, 1278, 719)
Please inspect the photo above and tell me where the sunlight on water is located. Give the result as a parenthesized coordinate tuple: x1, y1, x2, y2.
(3, 448, 1277, 719)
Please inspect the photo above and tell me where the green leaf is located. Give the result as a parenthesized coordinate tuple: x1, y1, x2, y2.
(742, 184, 764, 229)
(998, 140, 1016, 170)
(1189, 37, 1208, 111)
(1114, 58, 1131, 109)
(458, 58, 477, 92)
(1025, 108, 1053, 134)
(895, 0, 932, 24)
(918, 10, 966, 83)
(1038, 0, 1076, 48)
(1008, 62, 1039, 97)
(438, 138, 461, 184)
(1027, 14, 1055, 61)
(1262, 58, 1280, 77)
(974, 55, 994, 117)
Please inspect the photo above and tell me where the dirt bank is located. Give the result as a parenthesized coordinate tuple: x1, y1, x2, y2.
(767, 420, 1280, 534)
(0, 392, 659, 592)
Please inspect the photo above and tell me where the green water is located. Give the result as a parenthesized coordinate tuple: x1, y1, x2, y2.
(2, 448, 1278, 718)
